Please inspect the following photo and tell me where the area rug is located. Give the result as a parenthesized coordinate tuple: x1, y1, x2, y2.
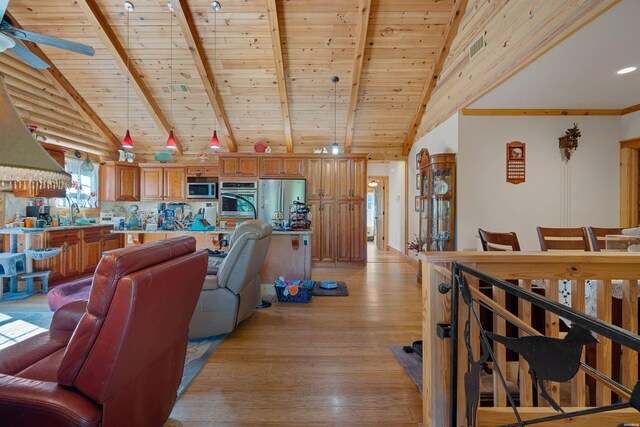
(390, 345, 423, 396)
(0, 306, 222, 398)
(312, 281, 349, 296)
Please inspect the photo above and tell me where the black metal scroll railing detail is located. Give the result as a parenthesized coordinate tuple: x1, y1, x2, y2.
(443, 261, 640, 427)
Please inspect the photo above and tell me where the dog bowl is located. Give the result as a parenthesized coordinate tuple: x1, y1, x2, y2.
(319, 280, 338, 290)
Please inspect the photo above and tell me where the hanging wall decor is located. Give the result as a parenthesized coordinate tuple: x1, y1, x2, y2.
(506, 141, 526, 184)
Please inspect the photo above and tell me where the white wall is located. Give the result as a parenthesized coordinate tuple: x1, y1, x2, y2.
(367, 162, 389, 176)
(457, 115, 621, 251)
(407, 113, 459, 250)
(387, 161, 406, 252)
(621, 110, 640, 140)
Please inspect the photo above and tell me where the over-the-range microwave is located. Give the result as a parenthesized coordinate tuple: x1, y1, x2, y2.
(187, 182, 217, 199)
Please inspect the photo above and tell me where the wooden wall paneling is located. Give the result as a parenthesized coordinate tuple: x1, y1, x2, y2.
(266, 0, 293, 153)
(401, 0, 468, 155)
(5, 12, 121, 154)
(76, 0, 184, 155)
(413, 0, 620, 146)
(173, 0, 237, 153)
(343, 0, 371, 153)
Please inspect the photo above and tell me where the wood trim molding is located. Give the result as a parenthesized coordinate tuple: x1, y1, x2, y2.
(462, 108, 622, 116)
(266, 0, 293, 153)
(173, 0, 237, 152)
(388, 245, 419, 269)
(622, 103, 640, 115)
(6, 12, 121, 154)
(402, 0, 468, 155)
(344, 0, 372, 153)
(77, 0, 184, 155)
(620, 136, 640, 148)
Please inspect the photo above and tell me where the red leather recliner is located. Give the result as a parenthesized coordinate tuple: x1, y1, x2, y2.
(0, 236, 208, 427)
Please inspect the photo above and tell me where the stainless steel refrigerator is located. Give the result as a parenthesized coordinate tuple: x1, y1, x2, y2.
(258, 179, 306, 223)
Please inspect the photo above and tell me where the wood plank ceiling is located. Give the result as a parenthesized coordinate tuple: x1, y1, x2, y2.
(0, 0, 619, 160)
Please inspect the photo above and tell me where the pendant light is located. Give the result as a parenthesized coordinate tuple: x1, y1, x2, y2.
(210, 1, 221, 149)
(331, 76, 339, 155)
(166, 2, 177, 150)
(121, 2, 134, 150)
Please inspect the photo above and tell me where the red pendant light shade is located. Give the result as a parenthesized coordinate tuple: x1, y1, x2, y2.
(210, 130, 220, 149)
(122, 129, 133, 149)
(166, 130, 177, 150)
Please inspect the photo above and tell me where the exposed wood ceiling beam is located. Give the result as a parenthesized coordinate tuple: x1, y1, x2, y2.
(344, 0, 371, 154)
(402, 0, 468, 156)
(462, 108, 623, 116)
(5, 12, 121, 154)
(622, 103, 640, 115)
(266, 0, 293, 153)
(173, 0, 237, 152)
(76, 0, 184, 155)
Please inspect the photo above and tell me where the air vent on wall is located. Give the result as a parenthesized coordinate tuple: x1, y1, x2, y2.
(468, 34, 486, 60)
(168, 83, 190, 93)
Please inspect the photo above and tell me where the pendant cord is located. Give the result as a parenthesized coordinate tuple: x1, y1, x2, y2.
(170, 4, 173, 130)
(213, 4, 217, 133)
(126, 8, 130, 131)
(334, 80, 337, 146)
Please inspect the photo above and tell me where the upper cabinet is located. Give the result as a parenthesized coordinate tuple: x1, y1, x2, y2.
(99, 161, 140, 202)
(13, 144, 66, 199)
(260, 157, 305, 178)
(306, 158, 335, 200)
(139, 165, 186, 201)
(336, 158, 366, 200)
(219, 156, 258, 178)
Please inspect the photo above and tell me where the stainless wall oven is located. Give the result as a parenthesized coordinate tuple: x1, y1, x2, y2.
(220, 181, 258, 218)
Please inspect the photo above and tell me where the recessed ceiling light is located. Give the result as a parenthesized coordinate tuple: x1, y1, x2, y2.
(617, 66, 637, 75)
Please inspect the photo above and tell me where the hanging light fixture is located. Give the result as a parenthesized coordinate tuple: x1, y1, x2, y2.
(122, 2, 134, 150)
(331, 76, 339, 155)
(210, 1, 221, 149)
(166, 2, 177, 150)
(367, 180, 378, 188)
(0, 75, 70, 190)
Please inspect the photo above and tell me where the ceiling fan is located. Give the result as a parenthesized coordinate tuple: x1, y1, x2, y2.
(0, 0, 95, 69)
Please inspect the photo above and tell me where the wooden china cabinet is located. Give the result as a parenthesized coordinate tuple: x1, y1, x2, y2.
(417, 149, 456, 280)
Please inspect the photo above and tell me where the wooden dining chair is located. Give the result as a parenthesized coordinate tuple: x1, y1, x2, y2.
(586, 227, 629, 251)
(536, 226, 590, 251)
(478, 228, 521, 251)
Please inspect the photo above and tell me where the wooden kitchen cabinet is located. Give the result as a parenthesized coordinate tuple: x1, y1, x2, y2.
(81, 226, 122, 274)
(309, 201, 335, 263)
(336, 201, 365, 262)
(46, 229, 81, 284)
(139, 165, 185, 201)
(13, 144, 66, 199)
(219, 156, 258, 178)
(186, 166, 217, 177)
(336, 158, 366, 200)
(306, 158, 334, 199)
(99, 161, 140, 202)
(164, 167, 186, 200)
(260, 157, 305, 178)
(140, 167, 163, 200)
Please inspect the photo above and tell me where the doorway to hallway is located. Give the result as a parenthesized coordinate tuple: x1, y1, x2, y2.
(366, 176, 390, 261)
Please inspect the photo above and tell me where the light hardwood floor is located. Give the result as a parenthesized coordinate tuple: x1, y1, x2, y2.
(169, 246, 423, 426)
(1, 246, 422, 426)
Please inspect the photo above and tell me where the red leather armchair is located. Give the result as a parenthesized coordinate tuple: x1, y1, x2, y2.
(0, 236, 208, 427)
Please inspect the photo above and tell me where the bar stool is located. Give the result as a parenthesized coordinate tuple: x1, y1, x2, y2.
(0, 252, 26, 293)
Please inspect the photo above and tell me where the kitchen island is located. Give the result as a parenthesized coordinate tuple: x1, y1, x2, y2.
(112, 228, 313, 284)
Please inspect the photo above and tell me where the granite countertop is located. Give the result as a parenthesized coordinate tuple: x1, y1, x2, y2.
(0, 223, 113, 234)
(111, 228, 313, 235)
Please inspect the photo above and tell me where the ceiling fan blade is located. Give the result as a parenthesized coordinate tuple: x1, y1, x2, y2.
(9, 40, 49, 68)
(0, 1, 8, 23)
(5, 27, 95, 56)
